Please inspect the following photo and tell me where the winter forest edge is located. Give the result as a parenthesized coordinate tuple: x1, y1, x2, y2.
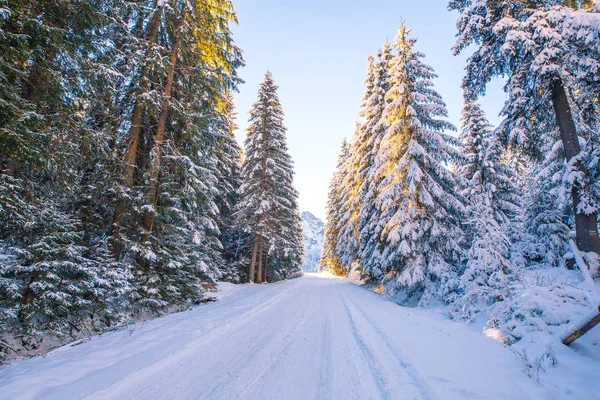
(0, 0, 599, 381)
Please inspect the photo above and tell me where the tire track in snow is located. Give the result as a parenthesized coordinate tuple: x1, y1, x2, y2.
(318, 297, 335, 399)
(194, 280, 318, 399)
(195, 319, 283, 400)
(340, 284, 439, 400)
(0, 276, 555, 400)
(74, 283, 304, 399)
(85, 279, 307, 400)
(336, 281, 393, 400)
(234, 281, 322, 399)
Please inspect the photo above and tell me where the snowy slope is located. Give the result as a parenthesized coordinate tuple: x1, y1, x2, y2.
(1, 274, 598, 400)
(301, 211, 324, 272)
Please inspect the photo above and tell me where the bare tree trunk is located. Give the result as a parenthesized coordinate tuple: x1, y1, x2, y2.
(110, 4, 162, 257)
(141, 9, 187, 243)
(563, 306, 600, 345)
(263, 251, 268, 283)
(256, 241, 263, 284)
(122, 6, 162, 189)
(551, 78, 600, 255)
(249, 237, 259, 283)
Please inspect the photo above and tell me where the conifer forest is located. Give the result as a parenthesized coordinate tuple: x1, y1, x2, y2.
(1, 1, 600, 399)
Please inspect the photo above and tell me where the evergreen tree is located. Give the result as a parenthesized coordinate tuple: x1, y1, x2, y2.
(237, 72, 304, 283)
(0, 0, 136, 350)
(356, 42, 394, 279)
(335, 55, 377, 268)
(450, 0, 600, 255)
(372, 23, 465, 305)
(0, 203, 130, 345)
(113, 0, 243, 309)
(453, 101, 520, 320)
(108, 0, 168, 258)
(321, 139, 350, 275)
(0, 0, 245, 356)
(513, 140, 572, 268)
(213, 92, 245, 282)
(457, 103, 520, 226)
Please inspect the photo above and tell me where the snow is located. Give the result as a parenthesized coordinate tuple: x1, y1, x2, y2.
(1, 274, 597, 399)
(569, 239, 600, 301)
(300, 211, 324, 272)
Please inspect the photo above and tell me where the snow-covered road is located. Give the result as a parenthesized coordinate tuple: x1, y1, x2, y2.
(0, 274, 551, 400)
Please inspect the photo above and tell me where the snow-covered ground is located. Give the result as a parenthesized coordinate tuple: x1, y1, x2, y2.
(0, 274, 598, 400)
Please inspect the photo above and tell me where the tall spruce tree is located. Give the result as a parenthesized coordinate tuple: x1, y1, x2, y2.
(321, 139, 351, 275)
(457, 102, 520, 226)
(110, 0, 243, 310)
(237, 72, 303, 283)
(372, 23, 465, 305)
(0, 0, 245, 358)
(213, 92, 245, 282)
(0, 0, 135, 351)
(356, 42, 394, 279)
(513, 139, 572, 268)
(335, 55, 377, 269)
(450, 0, 600, 256)
(453, 101, 520, 320)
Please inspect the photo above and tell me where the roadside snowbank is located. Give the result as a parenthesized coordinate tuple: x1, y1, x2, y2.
(361, 266, 600, 398)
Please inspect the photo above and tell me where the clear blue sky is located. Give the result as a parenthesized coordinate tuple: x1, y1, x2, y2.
(231, 0, 505, 220)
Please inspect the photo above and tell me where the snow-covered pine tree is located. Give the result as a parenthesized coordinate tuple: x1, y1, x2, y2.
(109, 0, 242, 252)
(0, 0, 245, 357)
(212, 92, 245, 282)
(452, 101, 520, 321)
(356, 42, 394, 279)
(335, 55, 377, 269)
(450, 0, 600, 256)
(237, 72, 304, 283)
(129, 0, 242, 309)
(0, 0, 46, 234)
(372, 23, 465, 305)
(108, 0, 168, 259)
(68, 0, 146, 318)
(321, 139, 351, 275)
(0, 0, 134, 350)
(0, 203, 130, 347)
(513, 139, 572, 268)
(0, 0, 117, 236)
(457, 103, 520, 226)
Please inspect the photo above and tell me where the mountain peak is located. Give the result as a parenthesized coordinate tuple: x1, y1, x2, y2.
(301, 212, 324, 272)
(301, 211, 322, 222)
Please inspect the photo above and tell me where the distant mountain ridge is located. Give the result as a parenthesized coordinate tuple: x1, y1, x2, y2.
(301, 211, 324, 272)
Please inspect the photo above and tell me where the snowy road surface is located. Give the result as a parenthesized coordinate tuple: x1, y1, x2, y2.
(0, 274, 553, 400)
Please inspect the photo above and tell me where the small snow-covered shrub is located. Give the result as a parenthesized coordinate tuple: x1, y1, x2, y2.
(287, 269, 304, 280)
(487, 268, 595, 345)
(510, 344, 558, 381)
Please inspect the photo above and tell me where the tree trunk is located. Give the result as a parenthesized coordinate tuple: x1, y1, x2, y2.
(263, 251, 268, 283)
(550, 78, 600, 255)
(249, 237, 259, 283)
(122, 6, 162, 189)
(18, 271, 40, 323)
(141, 9, 187, 243)
(562, 305, 600, 345)
(256, 241, 263, 284)
(110, 4, 163, 257)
